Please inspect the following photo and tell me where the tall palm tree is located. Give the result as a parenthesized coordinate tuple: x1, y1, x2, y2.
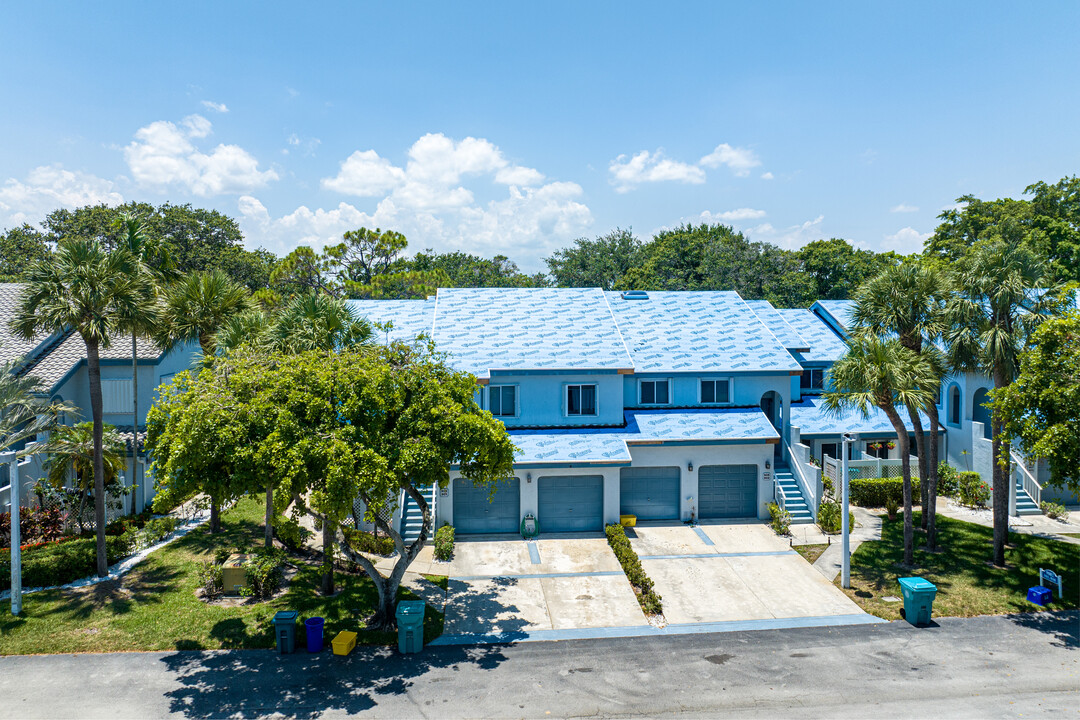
(823, 338, 935, 566)
(944, 236, 1063, 567)
(13, 239, 153, 576)
(42, 422, 126, 533)
(0, 362, 74, 456)
(157, 269, 250, 532)
(850, 262, 949, 550)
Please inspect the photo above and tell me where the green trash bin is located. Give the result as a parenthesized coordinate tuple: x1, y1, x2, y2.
(897, 577, 937, 626)
(273, 611, 298, 654)
(396, 601, 426, 654)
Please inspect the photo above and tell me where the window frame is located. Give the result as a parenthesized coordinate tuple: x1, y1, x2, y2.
(948, 384, 962, 426)
(799, 367, 825, 393)
(487, 384, 519, 418)
(638, 378, 672, 406)
(699, 377, 733, 405)
(565, 383, 599, 417)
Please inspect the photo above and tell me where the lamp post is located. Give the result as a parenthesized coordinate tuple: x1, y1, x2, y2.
(3, 451, 21, 615)
(840, 432, 858, 589)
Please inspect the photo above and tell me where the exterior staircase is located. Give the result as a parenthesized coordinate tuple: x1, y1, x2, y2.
(775, 462, 814, 525)
(399, 485, 437, 544)
(1015, 480, 1040, 516)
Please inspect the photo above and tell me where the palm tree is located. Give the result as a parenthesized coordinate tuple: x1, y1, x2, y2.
(944, 236, 1063, 567)
(157, 269, 250, 532)
(13, 239, 154, 576)
(823, 338, 935, 566)
(267, 293, 374, 354)
(0, 363, 74, 455)
(42, 422, 126, 533)
(850, 262, 949, 550)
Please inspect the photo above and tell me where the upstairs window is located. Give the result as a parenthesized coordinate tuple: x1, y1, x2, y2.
(799, 368, 825, 392)
(489, 385, 517, 417)
(566, 384, 597, 416)
(700, 379, 731, 404)
(949, 386, 961, 425)
(639, 379, 670, 405)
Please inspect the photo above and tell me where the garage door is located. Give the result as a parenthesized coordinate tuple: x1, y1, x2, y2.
(620, 466, 680, 520)
(453, 477, 520, 534)
(698, 464, 757, 518)
(538, 475, 604, 532)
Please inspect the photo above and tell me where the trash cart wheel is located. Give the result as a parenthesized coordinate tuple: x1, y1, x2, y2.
(899, 607, 906, 619)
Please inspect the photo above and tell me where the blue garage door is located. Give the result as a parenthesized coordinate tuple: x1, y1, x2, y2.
(538, 475, 604, 532)
(620, 466, 680, 520)
(698, 464, 757, 518)
(453, 477, 520, 534)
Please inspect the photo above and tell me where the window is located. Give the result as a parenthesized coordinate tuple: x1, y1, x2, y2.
(934, 383, 942, 407)
(700, 379, 731, 404)
(799, 368, 825, 392)
(488, 385, 517, 417)
(102, 379, 133, 414)
(566, 384, 597, 416)
(639, 379, 670, 405)
(949, 386, 961, 425)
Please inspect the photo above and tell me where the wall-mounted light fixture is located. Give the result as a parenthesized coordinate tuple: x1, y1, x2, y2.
(765, 460, 771, 470)
(687, 461, 693, 472)
(526, 472, 532, 483)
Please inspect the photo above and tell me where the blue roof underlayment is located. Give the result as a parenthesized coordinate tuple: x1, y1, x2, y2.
(349, 298, 435, 342)
(508, 408, 779, 465)
(606, 291, 802, 374)
(810, 299, 855, 337)
(431, 288, 633, 378)
(743, 299, 810, 351)
(776, 309, 849, 363)
(791, 397, 936, 437)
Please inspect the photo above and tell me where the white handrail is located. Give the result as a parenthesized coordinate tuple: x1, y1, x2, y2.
(1011, 450, 1041, 507)
(773, 475, 787, 513)
(784, 441, 820, 518)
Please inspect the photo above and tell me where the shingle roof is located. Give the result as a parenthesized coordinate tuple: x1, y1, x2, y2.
(18, 332, 163, 391)
(743, 299, 810, 352)
(791, 397, 937, 437)
(432, 288, 633, 379)
(0, 283, 51, 367)
(607, 291, 802, 373)
(776, 309, 849, 363)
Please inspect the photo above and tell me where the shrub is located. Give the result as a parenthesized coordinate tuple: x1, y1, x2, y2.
(434, 524, 455, 561)
(347, 529, 395, 556)
(245, 547, 287, 599)
(817, 500, 855, 534)
(0, 506, 67, 546)
(0, 535, 133, 590)
(849, 477, 912, 507)
(606, 523, 662, 615)
(937, 463, 960, 497)
(767, 502, 791, 536)
(1041, 501, 1070, 521)
(214, 547, 233, 565)
(958, 472, 990, 507)
(197, 561, 223, 597)
(272, 514, 312, 551)
(884, 497, 899, 519)
(132, 516, 179, 550)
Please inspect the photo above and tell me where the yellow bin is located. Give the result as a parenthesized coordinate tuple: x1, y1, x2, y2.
(620, 514, 637, 527)
(331, 630, 357, 656)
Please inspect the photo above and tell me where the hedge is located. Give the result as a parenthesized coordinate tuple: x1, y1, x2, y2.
(0, 535, 134, 591)
(434, 524, 455, 561)
(849, 477, 923, 508)
(605, 524, 662, 615)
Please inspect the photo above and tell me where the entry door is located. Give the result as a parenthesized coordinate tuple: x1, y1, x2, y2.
(698, 464, 757, 518)
(538, 475, 604, 532)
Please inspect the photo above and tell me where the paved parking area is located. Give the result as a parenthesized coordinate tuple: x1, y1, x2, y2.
(441, 535, 647, 637)
(629, 520, 867, 624)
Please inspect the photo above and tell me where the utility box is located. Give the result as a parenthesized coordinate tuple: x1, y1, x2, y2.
(222, 554, 249, 595)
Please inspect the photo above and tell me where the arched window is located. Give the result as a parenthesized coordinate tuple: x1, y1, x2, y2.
(949, 385, 961, 426)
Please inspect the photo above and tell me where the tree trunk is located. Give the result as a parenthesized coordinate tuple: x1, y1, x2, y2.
(265, 484, 274, 549)
(321, 520, 335, 595)
(908, 408, 929, 528)
(991, 367, 1010, 567)
(131, 335, 139, 516)
(885, 407, 914, 567)
(86, 338, 108, 578)
(926, 405, 941, 551)
(210, 497, 221, 534)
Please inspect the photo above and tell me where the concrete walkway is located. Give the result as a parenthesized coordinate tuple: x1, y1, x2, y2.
(936, 499, 1080, 544)
(812, 506, 883, 581)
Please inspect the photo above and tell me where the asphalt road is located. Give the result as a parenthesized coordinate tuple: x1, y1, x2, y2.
(0, 612, 1076, 719)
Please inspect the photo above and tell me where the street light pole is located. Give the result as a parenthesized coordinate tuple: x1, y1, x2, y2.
(841, 433, 857, 590)
(3, 451, 21, 615)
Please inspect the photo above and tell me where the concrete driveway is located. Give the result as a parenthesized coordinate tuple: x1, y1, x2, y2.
(441, 534, 647, 638)
(628, 520, 867, 624)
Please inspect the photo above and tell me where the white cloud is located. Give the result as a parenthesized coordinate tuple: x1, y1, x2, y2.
(608, 150, 706, 192)
(760, 171, 774, 180)
(201, 100, 229, 113)
(882, 227, 930, 254)
(123, 114, 278, 196)
(743, 215, 826, 250)
(322, 150, 406, 196)
(495, 165, 545, 186)
(890, 203, 919, 213)
(0, 165, 123, 225)
(699, 143, 761, 177)
(700, 208, 768, 222)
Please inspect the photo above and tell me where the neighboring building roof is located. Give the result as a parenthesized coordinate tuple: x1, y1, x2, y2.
(507, 408, 778, 465)
(743, 299, 810, 352)
(776, 309, 849, 363)
(19, 332, 163, 393)
(811, 299, 855, 335)
(607, 291, 802, 374)
(0, 283, 51, 367)
(431, 288, 633, 379)
(349, 298, 435, 343)
(790, 397, 937, 437)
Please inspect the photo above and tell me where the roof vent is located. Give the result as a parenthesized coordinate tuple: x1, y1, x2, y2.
(621, 290, 649, 300)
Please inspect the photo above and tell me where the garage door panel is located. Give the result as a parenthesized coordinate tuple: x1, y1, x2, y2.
(620, 466, 680, 520)
(538, 475, 604, 532)
(699, 464, 757, 518)
(454, 477, 520, 534)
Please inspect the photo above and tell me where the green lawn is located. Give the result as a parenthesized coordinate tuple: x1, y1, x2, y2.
(0, 498, 443, 655)
(793, 543, 828, 564)
(841, 512, 1079, 620)
(1059, 533, 1080, 539)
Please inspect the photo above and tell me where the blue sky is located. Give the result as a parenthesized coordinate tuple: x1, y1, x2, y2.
(1, 2, 1077, 272)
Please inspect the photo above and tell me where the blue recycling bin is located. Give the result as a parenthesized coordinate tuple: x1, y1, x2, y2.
(396, 601, 425, 654)
(273, 611, 298, 654)
(1027, 586, 1052, 606)
(305, 616, 325, 653)
(898, 576, 937, 626)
